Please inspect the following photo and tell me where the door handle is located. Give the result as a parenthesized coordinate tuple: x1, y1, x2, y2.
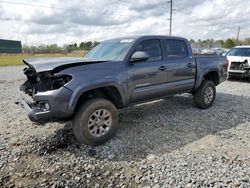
(158, 65, 167, 71)
(186, 63, 195, 68)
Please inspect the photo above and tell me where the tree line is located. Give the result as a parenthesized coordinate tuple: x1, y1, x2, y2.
(22, 41, 99, 54)
(189, 38, 250, 49)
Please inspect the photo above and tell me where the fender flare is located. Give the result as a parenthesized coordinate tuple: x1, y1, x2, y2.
(67, 82, 124, 113)
(194, 68, 219, 90)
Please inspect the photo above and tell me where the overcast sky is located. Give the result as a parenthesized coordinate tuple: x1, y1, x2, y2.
(0, 0, 249, 45)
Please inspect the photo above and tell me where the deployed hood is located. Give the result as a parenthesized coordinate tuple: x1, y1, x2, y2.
(23, 57, 109, 73)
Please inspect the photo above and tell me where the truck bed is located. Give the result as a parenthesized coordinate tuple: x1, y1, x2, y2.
(194, 55, 227, 90)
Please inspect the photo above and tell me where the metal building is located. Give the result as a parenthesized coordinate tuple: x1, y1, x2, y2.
(0, 39, 22, 53)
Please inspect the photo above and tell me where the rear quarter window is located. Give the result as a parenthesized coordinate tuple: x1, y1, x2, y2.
(163, 39, 188, 60)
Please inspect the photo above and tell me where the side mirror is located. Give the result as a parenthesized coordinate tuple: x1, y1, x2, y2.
(130, 51, 149, 62)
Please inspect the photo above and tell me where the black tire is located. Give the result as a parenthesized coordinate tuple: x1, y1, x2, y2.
(73, 98, 118, 145)
(193, 80, 216, 109)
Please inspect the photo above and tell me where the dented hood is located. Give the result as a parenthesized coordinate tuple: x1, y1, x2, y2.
(23, 57, 108, 73)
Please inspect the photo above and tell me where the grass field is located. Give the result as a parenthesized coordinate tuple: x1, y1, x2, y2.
(0, 50, 86, 66)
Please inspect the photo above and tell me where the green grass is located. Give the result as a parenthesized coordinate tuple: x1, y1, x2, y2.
(0, 50, 87, 66)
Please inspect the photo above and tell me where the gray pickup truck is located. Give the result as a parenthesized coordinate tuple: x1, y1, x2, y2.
(18, 35, 228, 145)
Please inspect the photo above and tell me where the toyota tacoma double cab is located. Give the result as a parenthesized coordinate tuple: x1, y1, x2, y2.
(18, 35, 228, 145)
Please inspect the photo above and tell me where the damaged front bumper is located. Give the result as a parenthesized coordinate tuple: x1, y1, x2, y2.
(228, 68, 250, 78)
(16, 98, 51, 122)
(16, 86, 73, 123)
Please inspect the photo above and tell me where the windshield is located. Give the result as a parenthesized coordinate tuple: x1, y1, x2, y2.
(227, 48, 250, 57)
(83, 39, 133, 61)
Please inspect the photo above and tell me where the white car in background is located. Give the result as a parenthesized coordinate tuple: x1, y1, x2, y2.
(226, 46, 250, 80)
(213, 48, 230, 55)
(200, 48, 217, 55)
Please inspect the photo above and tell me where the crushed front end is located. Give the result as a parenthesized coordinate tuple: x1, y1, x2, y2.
(17, 64, 73, 123)
(229, 60, 250, 78)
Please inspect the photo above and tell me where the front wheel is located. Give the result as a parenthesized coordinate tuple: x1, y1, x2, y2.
(73, 98, 118, 145)
(193, 80, 216, 109)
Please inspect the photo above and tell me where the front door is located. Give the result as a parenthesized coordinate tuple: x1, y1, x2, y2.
(127, 39, 168, 102)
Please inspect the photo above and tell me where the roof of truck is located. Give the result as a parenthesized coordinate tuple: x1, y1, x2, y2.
(103, 35, 187, 42)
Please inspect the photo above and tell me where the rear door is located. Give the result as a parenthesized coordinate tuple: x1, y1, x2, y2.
(162, 39, 196, 93)
(127, 39, 168, 102)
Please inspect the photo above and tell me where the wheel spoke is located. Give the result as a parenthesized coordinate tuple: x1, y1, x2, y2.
(103, 120, 111, 126)
(100, 126, 108, 135)
(90, 126, 97, 135)
(103, 110, 110, 118)
(94, 110, 101, 117)
(204, 96, 208, 103)
(88, 118, 95, 127)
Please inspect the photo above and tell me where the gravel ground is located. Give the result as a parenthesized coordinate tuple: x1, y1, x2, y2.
(0, 66, 249, 188)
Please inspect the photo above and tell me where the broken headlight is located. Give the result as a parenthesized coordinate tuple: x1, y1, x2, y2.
(51, 75, 72, 89)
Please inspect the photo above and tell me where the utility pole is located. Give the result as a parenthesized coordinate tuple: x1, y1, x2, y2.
(169, 0, 173, 36)
(25, 36, 27, 46)
(236, 26, 240, 45)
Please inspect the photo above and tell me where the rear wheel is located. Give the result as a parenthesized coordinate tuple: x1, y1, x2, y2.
(193, 80, 216, 109)
(73, 98, 118, 145)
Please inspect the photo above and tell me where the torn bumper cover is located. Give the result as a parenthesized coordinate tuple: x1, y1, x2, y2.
(16, 86, 73, 123)
(228, 67, 250, 78)
(16, 98, 50, 122)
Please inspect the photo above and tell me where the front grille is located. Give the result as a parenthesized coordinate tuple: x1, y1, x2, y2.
(230, 61, 248, 70)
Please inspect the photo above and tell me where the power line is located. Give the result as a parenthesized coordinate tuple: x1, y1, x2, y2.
(0, 0, 171, 30)
(0, 0, 130, 18)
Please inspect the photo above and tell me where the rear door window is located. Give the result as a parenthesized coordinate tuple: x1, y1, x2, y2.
(163, 39, 188, 60)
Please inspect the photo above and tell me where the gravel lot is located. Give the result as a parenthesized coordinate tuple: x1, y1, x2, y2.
(0, 66, 249, 188)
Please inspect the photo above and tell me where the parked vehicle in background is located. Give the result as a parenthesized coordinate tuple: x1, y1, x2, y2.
(213, 48, 230, 55)
(196, 48, 229, 56)
(17, 35, 228, 145)
(226, 46, 250, 80)
(201, 49, 217, 55)
(192, 48, 202, 55)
